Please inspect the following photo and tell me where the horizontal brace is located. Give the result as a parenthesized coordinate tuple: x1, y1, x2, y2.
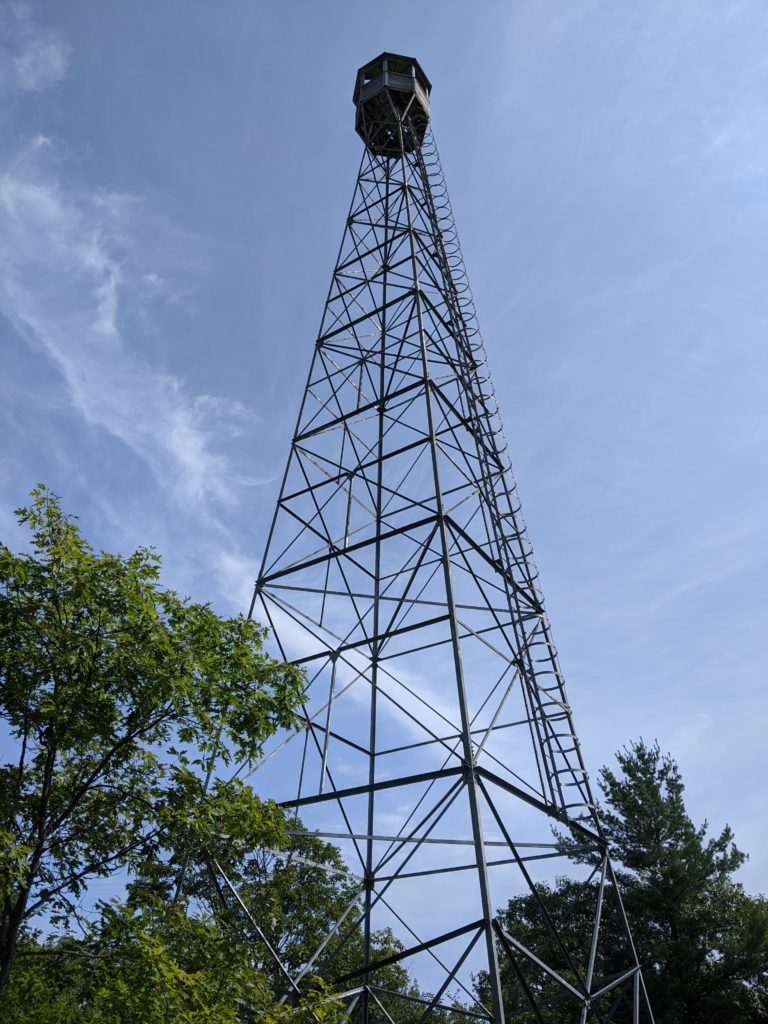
(268, 582, 510, 616)
(376, 853, 574, 883)
(288, 830, 573, 850)
(318, 290, 416, 344)
(335, 225, 410, 273)
(333, 919, 484, 984)
(280, 765, 464, 810)
(376, 717, 532, 757)
(476, 766, 603, 847)
(427, 377, 505, 473)
(292, 613, 450, 665)
(295, 378, 425, 443)
(445, 516, 543, 613)
(256, 846, 364, 882)
(368, 986, 491, 1022)
(260, 513, 438, 584)
(590, 964, 640, 1002)
(416, 289, 475, 362)
(332, 254, 416, 305)
(307, 721, 370, 757)
(281, 435, 429, 503)
(494, 923, 586, 1003)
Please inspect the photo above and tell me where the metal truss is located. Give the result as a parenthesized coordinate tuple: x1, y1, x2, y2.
(235, 54, 654, 1024)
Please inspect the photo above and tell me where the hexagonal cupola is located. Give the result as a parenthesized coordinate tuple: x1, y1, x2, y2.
(353, 52, 432, 156)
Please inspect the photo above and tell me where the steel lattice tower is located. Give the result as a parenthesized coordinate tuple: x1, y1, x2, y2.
(244, 54, 654, 1023)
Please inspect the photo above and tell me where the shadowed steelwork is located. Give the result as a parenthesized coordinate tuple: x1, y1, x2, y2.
(233, 52, 654, 1024)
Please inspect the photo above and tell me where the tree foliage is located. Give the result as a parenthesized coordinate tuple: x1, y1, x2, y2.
(4, 491, 766, 1021)
(601, 741, 768, 1022)
(0, 490, 443, 1021)
(480, 740, 768, 1023)
(0, 488, 304, 1000)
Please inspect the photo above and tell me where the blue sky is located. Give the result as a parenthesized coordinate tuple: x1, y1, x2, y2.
(1, 0, 767, 894)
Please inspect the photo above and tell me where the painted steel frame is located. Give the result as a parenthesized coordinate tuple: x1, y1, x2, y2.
(216, 64, 655, 1024)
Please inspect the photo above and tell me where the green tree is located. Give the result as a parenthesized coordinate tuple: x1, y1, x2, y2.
(123, 808, 447, 1023)
(600, 741, 768, 1022)
(0, 487, 304, 996)
(2, 900, 347, 1024)
(0, 490, 447, 1022)
(481, 741, 768, 1023)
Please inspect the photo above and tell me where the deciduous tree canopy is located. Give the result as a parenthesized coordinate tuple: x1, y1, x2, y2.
(0, 490, 446, 1022)
(0, 488, 305, 1009)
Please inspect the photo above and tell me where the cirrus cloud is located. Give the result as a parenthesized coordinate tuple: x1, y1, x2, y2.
(0, 3, 69, 96)
(0, 134, 256, 510)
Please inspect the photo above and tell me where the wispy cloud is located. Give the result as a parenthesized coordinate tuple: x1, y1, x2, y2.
(0, 3, 69, 96)
(0, 133, 257, 510)
(0, 5, 263, 516)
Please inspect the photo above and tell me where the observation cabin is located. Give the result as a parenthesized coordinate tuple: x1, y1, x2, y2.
(353, 52, 432, 156)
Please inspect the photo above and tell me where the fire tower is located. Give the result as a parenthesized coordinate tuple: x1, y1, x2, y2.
(245, 53, 653, 1023)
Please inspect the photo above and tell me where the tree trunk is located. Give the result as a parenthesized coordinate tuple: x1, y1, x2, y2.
(0, 889, 30, 994)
